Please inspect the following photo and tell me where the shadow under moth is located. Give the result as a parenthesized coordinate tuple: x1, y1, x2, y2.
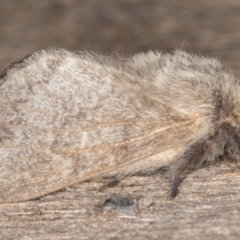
(0, 48, 239, 203)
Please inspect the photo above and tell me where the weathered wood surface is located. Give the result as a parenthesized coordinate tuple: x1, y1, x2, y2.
(1, 1, 240, 239)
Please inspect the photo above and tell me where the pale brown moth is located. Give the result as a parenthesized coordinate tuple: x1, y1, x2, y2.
(0, 48, 239, 203)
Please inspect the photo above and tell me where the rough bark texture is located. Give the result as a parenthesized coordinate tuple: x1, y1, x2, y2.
(1, 0, 240, 239)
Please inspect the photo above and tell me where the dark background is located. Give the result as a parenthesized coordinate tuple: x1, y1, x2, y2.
(1, 0, 240, 75)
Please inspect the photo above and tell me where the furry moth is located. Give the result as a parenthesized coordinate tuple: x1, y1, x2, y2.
(0, 48, 239, 203)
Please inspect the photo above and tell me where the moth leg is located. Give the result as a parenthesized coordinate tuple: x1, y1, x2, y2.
(220, 124, 240, 156)
(170, 138, 209, 198)
(227, 126, 240, 153)
(170, 125, 240, 198)
(233, 134, 240, 152)
(171, 174, 180, 198)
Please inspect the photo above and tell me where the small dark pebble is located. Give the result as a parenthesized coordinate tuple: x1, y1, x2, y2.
(103, 197, 137, 212)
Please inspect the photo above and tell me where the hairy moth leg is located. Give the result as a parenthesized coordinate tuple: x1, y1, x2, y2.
(170, 139, 209, 198)
(170, 124, 240, 198)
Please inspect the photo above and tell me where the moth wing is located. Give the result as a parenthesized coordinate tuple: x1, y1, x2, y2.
(0, 49, 200, 202)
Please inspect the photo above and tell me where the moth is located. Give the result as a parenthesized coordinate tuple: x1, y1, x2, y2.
(0, 48, 239, 203)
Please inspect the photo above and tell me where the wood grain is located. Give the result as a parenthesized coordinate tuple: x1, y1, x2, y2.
(1, 162, 240, 239)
